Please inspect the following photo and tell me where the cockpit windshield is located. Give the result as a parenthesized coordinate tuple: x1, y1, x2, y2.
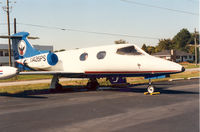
(116, 46, 142, 55)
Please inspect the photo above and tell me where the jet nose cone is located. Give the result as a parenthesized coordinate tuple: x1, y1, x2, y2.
(181, 67, 185, 72)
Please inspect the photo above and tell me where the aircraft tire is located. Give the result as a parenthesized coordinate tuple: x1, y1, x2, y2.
(147, 85, 154, 94)
(55, 83, 63, 90)
(87, 81, 99, 90)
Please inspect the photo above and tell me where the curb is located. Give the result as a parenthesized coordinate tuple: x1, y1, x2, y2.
(187, 77, 200, 80)
(169, 78, 185, 81)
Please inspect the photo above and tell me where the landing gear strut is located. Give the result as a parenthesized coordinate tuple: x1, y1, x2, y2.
(144, 79, 160, 95)
(147, 79, 154, 94)
(50, 75, 63, 91)
(86, 78, 99, 90)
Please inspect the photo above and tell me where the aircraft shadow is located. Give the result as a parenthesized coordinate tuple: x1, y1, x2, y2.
(0, 83, 198, 98)
(102, 87, 199, 95)
(0, 85, 90, 99)
(0, 93, 48, 99)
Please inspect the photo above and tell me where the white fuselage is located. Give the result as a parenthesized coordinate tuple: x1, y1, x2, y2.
(47, 44, 182, 75)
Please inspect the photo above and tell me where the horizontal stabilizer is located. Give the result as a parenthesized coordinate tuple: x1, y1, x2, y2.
(18, 71, 84, 78)
(19, 71, 79, 75)
(0, 35, 39, 39)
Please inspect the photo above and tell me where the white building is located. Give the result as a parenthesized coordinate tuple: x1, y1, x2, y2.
(0, 44, 53, 66)
(152, 50, 194, 62)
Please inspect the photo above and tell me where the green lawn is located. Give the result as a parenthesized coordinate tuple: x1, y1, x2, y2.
(0, 83, 49, 94)
(0, 75, 52, 82)
(0, 70, 199, 94)
(180, 62, 200, 69)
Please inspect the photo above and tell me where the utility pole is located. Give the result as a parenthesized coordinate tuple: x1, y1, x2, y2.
(188, 28, 199, 65)
(6, 0, 12, 66)
(194, 28, 198, 65)
(14, 18, 16, 33)
(2, 0, 15, 66)
(2, 0, 12, 66)
(13, 18, 16, 68)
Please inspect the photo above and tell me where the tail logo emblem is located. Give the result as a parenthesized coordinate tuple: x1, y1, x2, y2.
(18, 40, 27, 56)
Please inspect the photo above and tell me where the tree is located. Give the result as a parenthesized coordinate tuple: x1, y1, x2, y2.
(156, 39, 173, 52)
(141, 44, 156, 54)
(141, 44, 147, 52)
(114, 39, 128, 44)
(172, 28, 191, 51)
(146, 46, 156, 54)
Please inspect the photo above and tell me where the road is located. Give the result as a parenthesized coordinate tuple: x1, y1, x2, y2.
(0, 79, 199, 132)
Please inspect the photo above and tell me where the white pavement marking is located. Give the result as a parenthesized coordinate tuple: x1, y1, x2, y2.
(47, 100, 197, 132)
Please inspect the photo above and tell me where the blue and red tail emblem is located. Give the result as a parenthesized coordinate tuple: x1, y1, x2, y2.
(11, 32, 48, 71)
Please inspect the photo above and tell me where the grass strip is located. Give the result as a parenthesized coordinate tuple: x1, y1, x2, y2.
(0, 71, 199, 94)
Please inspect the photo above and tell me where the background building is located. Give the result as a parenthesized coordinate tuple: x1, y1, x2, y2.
(0, 44, 53, 66)
(152, 50, 194, 62)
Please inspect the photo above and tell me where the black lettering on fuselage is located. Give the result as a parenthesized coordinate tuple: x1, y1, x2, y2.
(30, 55, 46, 62)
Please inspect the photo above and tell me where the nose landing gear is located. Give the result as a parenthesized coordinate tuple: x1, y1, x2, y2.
(147, 85, 155, 94)
(144, 79, 160, 95)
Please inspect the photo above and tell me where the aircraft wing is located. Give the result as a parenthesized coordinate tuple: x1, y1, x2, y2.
(19, 71, 85, 78)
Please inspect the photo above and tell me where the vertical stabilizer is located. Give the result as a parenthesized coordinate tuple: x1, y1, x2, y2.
(11, 32, 48, 71)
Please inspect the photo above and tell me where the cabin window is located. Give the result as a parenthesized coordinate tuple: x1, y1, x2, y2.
(80, 53, 88, 61)
(97, 51, 106, 59)
(116, 46, 142, 55)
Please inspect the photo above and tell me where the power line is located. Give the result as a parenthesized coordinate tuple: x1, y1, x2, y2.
(17, 23, 66, 30)
(121, 0, 199, 16)
(17, 23, 160, 40)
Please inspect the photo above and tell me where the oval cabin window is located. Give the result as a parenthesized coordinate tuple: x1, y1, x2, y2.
(80, 53, 88, 61)
(97, 51, 106, 59)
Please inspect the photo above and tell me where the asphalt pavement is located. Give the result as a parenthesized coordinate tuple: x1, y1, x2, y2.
(0, 79, 199, 132)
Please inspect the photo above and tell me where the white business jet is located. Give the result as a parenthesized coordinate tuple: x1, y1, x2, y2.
(0, 32, 185, 93)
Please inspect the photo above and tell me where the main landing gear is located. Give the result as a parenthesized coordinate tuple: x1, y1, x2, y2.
(86, 78, 99, 90)
(50, 76, 100, 91)
(50, 75, 63, 91)
(144, 79, 160, 95)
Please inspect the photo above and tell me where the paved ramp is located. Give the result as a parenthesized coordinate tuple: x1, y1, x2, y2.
(0, 79, 199, 132)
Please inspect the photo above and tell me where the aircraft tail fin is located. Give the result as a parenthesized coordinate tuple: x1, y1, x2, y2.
(11, 32, 41, 60)
(10, 32, 48, 70)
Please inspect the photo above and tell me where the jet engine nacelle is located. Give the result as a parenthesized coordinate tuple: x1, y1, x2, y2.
(0, 66, 18, 80)
(26, 52, 59, 70)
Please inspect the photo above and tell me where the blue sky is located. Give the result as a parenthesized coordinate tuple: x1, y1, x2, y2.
(0, 0, 199, 50)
